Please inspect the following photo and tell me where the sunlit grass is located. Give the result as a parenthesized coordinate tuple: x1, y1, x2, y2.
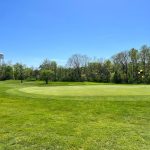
(0, 81, 150, 150)
(19, 85, 150, 96)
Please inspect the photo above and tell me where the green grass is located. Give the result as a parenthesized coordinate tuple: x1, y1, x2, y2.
(19, 85, 150, 96)
(0, 81, 150, 150)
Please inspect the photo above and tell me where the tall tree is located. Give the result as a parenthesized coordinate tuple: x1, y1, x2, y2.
(140, 45, 150, 76)
(138, 45, 150, 83)
(0, 64, 13, 80)
(128, 48, 139, 83)
(39, 59, 57, 81)
(112, 51, 129, 83)
(40, 69, 54, 84)
(13, 63, 25, 83)
(67, 54, 89, 81)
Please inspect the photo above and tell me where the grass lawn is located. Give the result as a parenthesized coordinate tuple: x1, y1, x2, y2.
(0, 80, 150, 150)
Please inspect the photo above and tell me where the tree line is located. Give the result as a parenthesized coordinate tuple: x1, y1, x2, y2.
(0, 45, 150, 84)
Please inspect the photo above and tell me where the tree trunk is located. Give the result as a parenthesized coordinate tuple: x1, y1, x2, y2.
(46, 79, 48, 84)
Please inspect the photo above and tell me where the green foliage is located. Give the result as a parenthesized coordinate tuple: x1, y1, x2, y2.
(113, 71, 122, 83)
(13, 63, 25, 83)
(0, 64, 13, 80)
(1, 45, 150, 84)
(40, 59, 57, 81)
(40, 69, 54, 84)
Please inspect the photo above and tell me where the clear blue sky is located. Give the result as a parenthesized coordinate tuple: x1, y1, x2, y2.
(0, 0, 150, 67)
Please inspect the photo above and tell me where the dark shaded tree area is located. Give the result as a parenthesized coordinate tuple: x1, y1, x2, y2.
(1, 45, 150, 84)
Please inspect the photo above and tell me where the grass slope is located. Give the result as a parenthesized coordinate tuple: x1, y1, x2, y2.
(0, 81, 150, 150)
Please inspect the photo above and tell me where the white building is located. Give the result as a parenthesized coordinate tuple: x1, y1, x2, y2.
(0, 53, 4, 65)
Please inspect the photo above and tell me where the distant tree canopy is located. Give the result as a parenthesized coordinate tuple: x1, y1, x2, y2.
(1, 45, 150, 84)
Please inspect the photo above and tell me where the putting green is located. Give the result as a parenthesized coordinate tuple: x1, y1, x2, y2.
(19, 85, 150, 96)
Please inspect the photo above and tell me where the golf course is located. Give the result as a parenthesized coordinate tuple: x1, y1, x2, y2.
(0, 80, 150, 150)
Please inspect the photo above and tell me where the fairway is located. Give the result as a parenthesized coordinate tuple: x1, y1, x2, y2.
(19, 85, 150, 96)
(0, 81, 150, 150)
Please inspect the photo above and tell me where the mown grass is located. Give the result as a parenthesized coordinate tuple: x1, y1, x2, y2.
(0, 80, 150, 150)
